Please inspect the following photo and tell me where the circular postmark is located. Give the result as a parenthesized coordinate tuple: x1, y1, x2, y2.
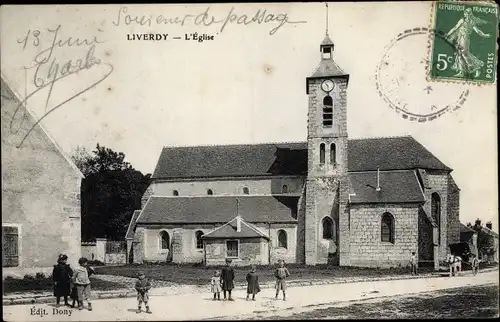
(375, 27, 471, 122)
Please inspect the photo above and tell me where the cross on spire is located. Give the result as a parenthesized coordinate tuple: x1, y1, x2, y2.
(325, 3, 329, 36)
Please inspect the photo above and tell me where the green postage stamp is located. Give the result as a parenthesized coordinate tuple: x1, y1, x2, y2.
(429, 1, 499, 84)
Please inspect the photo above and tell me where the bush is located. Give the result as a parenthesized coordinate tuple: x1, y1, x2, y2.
(88, 260, 105, 266)
(3, 273, 53, 294)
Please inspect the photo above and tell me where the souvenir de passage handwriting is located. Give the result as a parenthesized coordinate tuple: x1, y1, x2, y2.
(112, 6, 307, 35)
(8, 24, 114, 148)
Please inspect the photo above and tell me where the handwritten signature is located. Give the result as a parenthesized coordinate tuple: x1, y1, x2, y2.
(6, 25, 113, 148)
(112, 6, 307, 35)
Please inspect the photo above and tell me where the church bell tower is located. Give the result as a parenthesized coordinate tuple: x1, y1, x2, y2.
(304, 5, 350, 265)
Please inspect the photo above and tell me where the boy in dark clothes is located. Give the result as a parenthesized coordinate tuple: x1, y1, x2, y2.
(246, 265, 260, 301)
(52, 254, 73, 307)
(135, 271, 152, 314)
(220, 258, 235, 301)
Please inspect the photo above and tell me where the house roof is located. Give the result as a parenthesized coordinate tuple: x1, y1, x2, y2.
(125, 210, 141, 239)
(460, 223, 475, 234)
(482, 226, 499, 238)
(151, 136, 452, 180)
(135, 195, 298, 224)
(348, 170, 425, 204)
(1, 74, 84, 179)
(201, 216, 269, 240)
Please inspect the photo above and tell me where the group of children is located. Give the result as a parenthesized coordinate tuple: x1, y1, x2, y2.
(210, 258, 290, 302)
(52, 255, 95, 310)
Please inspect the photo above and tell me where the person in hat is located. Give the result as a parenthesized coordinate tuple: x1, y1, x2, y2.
(220, 258, 235, 301)
(135, 271, 152, 314)
(245, 265, 260, 301)
(52, 254, 73, 307)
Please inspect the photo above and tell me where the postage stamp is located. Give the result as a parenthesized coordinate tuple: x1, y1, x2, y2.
(428, 1, 499, 84)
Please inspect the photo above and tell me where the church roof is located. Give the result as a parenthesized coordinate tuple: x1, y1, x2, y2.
(125, 210, 141, 239)
(135, 196, 298, 224)
(151, 136, 452, 180)
(201, 216, 269, 240)
(310, 59, 346, 78)
(348, 170, 425, 204)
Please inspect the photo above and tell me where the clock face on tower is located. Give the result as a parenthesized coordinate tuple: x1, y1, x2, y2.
(321, 79, 335, 93)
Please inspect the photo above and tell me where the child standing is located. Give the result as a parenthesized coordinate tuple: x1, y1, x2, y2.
(210, 270, 222, 301)
(135, 271, 152, 314)
(72, 257, 93, 311)
(274, 260, 290, 301)
(471, 254, 479, 276)
(410, 252, 418, 275)
(245, 265, 260, 301)
(52, 254, 73, 307)
(221, 258, 235, 301)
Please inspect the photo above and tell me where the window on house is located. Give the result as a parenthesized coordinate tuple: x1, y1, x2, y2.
(226, 240, 239, 258)
(381, 213, 395, 243)
(322, 217, 334, 239)
(195, 230, 204, 249)
(277, 230, 287, 248)
(2, 226, 19, 267)
(323, 96, 333, 128)
(160, 231, 170, 250)
(320, 143, 326, 164)
(173, 190, 179, 196)
(330, 143, 337, 165)
(281, 184, 288, 194)
(243, 187, 249, 195)
(207, 189, 213, 195)
(431, 193, 441, 245)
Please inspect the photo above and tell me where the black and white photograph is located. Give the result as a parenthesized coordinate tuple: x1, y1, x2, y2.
(1, 2, 498, 320)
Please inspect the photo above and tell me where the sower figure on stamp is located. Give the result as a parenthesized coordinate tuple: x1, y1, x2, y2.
(246, 265, 260, 301)
(274, 260, 290, 301)
(135, 271, 152, 314)
(52, 254, 73, 307)
(445, 8, 491, 78)
(221, 258, 235, 301)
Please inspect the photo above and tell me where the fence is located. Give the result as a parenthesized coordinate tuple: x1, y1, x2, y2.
(81, 239, 127, 265)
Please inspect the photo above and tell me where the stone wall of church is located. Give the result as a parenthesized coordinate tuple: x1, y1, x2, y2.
(135, 224, 217, 263)
(424, 172, 449, 260)
(418, 207, 434, 263)
(296, 184, 307, 264)
(205, 238, 268, 266)
(141, 185, 155, 209)
(447, 175, 461, 245)
(149, 177, 304, 197)
(349, 204, 419, 268)
(253, 223, 297, 264)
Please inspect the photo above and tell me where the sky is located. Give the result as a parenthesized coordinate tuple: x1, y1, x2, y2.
(1, 2, 498, 231)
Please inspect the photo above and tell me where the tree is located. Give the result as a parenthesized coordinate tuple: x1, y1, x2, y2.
(71, 144, 151, 241)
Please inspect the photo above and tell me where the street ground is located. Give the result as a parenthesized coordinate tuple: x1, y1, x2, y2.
(3, 269, 498, 321)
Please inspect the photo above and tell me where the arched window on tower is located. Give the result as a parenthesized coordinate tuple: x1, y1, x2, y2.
(323, 95, 333, 128)
(207, 189, 213, 195)
(173, 190, 179, 196)
(330, 143, 336, 165)
(195, 230, 204, 249)
(281, 184, 288, 194)
(320, 143, 325, 164)
(431, 193, 441, 245)
(381, 213, 395, 243)
(277, 230, 287, 248)
(243, 187, 249, 195)
(159, 231, 170, 250)
(322, 217, 334, 239)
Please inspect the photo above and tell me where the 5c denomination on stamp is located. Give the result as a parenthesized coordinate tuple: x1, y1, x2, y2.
(428, 1, 498, 84)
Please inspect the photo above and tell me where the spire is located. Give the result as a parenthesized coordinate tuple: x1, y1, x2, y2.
(325, 2, 329, 36)
(320, 3, 334, 56)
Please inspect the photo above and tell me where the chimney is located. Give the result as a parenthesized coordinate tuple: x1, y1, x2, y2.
(376, 167, 381, 191)
(486, 222, 493, 230)
(236, 216, 241, 232)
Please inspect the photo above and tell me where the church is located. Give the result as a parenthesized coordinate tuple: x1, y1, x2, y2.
(128, 30, 461, 270)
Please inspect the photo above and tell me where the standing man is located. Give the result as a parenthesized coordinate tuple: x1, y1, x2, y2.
(221, 258, 235, 301)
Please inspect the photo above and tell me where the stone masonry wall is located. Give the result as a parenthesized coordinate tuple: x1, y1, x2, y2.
(296, 183, 307, 264)
(424, 172, 449, 260)
(205, 238, 266, 266)
(447, 175, 461, 245)
(141, 185, 154, 209)
(349, 204, 419, 268)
